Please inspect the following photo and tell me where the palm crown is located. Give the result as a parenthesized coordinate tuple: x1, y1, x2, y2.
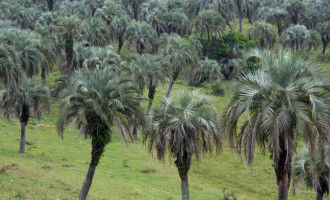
(221, 49, 330, 199)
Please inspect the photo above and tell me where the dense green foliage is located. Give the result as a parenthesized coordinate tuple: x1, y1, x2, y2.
(0, 0, 329, 199)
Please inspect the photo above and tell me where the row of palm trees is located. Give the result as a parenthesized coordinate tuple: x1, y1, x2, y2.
(0, 0, 329, 200)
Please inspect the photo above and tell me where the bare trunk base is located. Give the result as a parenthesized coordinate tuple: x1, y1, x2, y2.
(278, 173, 288, 200)
(19, 122, 26, 154)
(77, 164, 96, 200)
(180, 174, 190, 200)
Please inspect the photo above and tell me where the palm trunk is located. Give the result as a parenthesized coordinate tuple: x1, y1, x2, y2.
(321, 37, 328, 55)
(77, 163, 96, 200)
(176, 155, 191, 200)
(165, 70, 179, 98)
(226, 20, 233, 30)
(65, 34, 74, 85)
(118, 36, 124, 54)
(238, 16, 242, 33)
(132, 115, 139, 139)
(316, 191, 323, 200)
(146, 85, 156, 114)
(19, 122, 26, 154)
(41, 67, 46, 87)
(47, 0, 54, 11)
(278, 173, 288, 200)
(180, 173, 189, 200)
(275, 148, 291, 200)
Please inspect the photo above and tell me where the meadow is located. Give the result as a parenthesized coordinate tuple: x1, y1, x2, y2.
(0, 76, 325, 199)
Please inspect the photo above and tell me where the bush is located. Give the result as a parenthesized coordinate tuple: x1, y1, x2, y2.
(199, 31, 258, 61)
(210, 81, 225, 96)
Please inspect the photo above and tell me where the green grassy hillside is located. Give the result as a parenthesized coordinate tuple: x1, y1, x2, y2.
(0, 77, 322, 200)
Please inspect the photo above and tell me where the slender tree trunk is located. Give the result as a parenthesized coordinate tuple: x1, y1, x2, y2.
(176, 154, 191, 200)
(321, 37, 328, 55)
(132, 115, 139, 139)
(118, 36, 124, 54)
(41, 67, 46, 87)
(275, 147, 291, 200)
(238, 16, 242, 33)
(65, 34, 74, 85)
(77, 164, 96, 200)
(165, 70, 179, 98)
(47, 0, 54, 12)
(316, 191, 323, 200)
(180, 173, 189, 200)
(19, 122, 26, 154)
(146, 85, 156, 114)
(226, 20, 233, 30)
(278, 173, 288, 200)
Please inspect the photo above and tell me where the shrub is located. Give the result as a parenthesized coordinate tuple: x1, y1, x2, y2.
(210, 81, 225, 96)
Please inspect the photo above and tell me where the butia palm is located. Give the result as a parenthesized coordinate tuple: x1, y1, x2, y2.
(214, 0, 236, 30)
(84, 17, 109, 47)
(144, 90, 222, 200)
(280, 25, 311, 51)
(126, 22, 158, 54)
(109, 14, 131, 54)
(129, 54, 169, 114)
(292, 147, 329, 200)
(0, 44, 22, 90)
(248, 21, 278, 49)
(57, 67, 143, 200)
(159, 34, 201, 97)
(190, 58, 222, 86)
(161, 9, 191, 36)
(52, 15, 84, 83)
(194, 9, 226, 41)
(316, 22, 330, 55)
(0, 77, 50, 154)
(221, 49, 330, 200)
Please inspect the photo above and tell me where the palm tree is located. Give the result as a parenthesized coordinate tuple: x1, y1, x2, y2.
(280, 25, 311, 51)
(141, 0, 166, 36)
(190, 58, 222, 86)
(109, 14, 131, 54)
(95, 0, 124, 25)
(258, 6, 288, 36)
(52, 15, 84, 83)
(161, 9, 191, 36)
(0, 77, 50, 154)
(159, 34, 201, 97)
(38, 35, 57, 86)
(183, 0, 207, 20)
(292, 147, 329, 200)
(126, 22, 158, 54)
(143, 90, 222, 200)
(128, 53, 169, 138)
(0, 44, 22, 90)
(284, 0, 306, 24)
(129, 54, 169, 114)
(234, 0, 244, 33)
(308, 30, 322, 51)
(11, 34, 44, 78)
(83, 45, 123, 71)
(121, 0, 145, 21)
(214, 0, 236, 30)
(57, 66, 143, 200)
(248, 21, 278, 49)
(316, 22, 329, 55)
(194, 9, 226, 42)
(84, 17, 109, 47)
(221, 49, 330, 200)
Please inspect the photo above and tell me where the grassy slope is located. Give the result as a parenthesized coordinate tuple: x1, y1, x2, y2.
(1, 19, 329, 200)
(0, 79, 320, 200)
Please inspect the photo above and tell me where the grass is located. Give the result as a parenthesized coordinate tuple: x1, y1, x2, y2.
(0, 76, 321, 200)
